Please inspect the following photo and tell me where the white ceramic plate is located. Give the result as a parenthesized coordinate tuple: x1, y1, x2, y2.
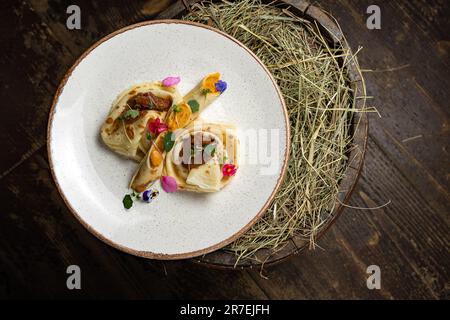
(48, 20, 289, 259)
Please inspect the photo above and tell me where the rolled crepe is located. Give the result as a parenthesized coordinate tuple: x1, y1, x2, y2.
(168, 72, 224, 129)
(130, 73, 227, 192)
(129, 131, 167, 192)
(164, 121, 239, 192)
(100, 82, 182, 161)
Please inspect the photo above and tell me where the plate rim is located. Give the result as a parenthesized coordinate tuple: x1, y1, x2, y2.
(47, 19, 291, 260)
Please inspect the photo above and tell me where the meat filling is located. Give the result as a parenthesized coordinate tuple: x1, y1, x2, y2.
(127, 91, 172, 111)
(179, 133, 217, 170)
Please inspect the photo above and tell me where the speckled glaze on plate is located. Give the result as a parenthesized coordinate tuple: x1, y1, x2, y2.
(48, 20, 289, 259)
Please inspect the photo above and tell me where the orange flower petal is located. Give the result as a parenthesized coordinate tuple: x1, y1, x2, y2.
(201, 72, 221, 93)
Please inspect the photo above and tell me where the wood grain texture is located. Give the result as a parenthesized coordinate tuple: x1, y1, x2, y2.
(0, 0, 448, 299)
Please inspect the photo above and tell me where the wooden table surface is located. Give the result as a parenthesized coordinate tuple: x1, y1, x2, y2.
(0, 0, 448, 299)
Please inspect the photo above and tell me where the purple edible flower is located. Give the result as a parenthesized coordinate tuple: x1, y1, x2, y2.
(142, 188, 159, 203)
(215, 80, 227, 94)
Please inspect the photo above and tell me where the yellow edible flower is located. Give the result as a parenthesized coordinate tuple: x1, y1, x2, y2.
(201, 72, 221, 94)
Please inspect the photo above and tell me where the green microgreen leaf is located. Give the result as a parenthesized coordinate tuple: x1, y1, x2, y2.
(146, 132, 152, 141)
(188, 99, 200, 113)
(164, 131, 175, 152)
(120, 109, 140, 120)
(201, 88, 211, 96)
(221, 155, 228, 164)
(204, 144, 216, 157)
(122, 194, 133, 209)
(173, 104, 181, 113)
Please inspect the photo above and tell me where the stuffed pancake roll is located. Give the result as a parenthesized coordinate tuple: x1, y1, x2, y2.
(100, 82, 182, 161)
(129, 73, 228, 192)
(129, 131, 167, 192)
(164, 121, 239, 193)
(129, 102, 192, 192)
(171, 72, 227, 131)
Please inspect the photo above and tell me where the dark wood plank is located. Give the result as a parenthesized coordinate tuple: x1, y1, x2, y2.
(248, 136, 449, 299)
(0, 0, 449, 299)
(317, 0, 450, 193)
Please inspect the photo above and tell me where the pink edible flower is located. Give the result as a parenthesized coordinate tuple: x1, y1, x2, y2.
(161, 176, 178, 193)
(147, 118, 168, 136)
(222, 164, 237, 177)
(162, 76, 181, 87)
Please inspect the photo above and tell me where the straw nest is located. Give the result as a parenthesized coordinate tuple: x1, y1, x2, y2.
(184, 0, 368, 264)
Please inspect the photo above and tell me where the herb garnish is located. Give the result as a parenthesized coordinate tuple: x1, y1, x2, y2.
(119, 109, 139, 120)
(123, 189, 159, 209)
(122, 194, 133, 209)
(204, 144, 216, 157)
(201, 88, 211, 96)
(188, 99, 200, 113)
(173, 104, 181, 113)
(163, 131, 175, 152)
